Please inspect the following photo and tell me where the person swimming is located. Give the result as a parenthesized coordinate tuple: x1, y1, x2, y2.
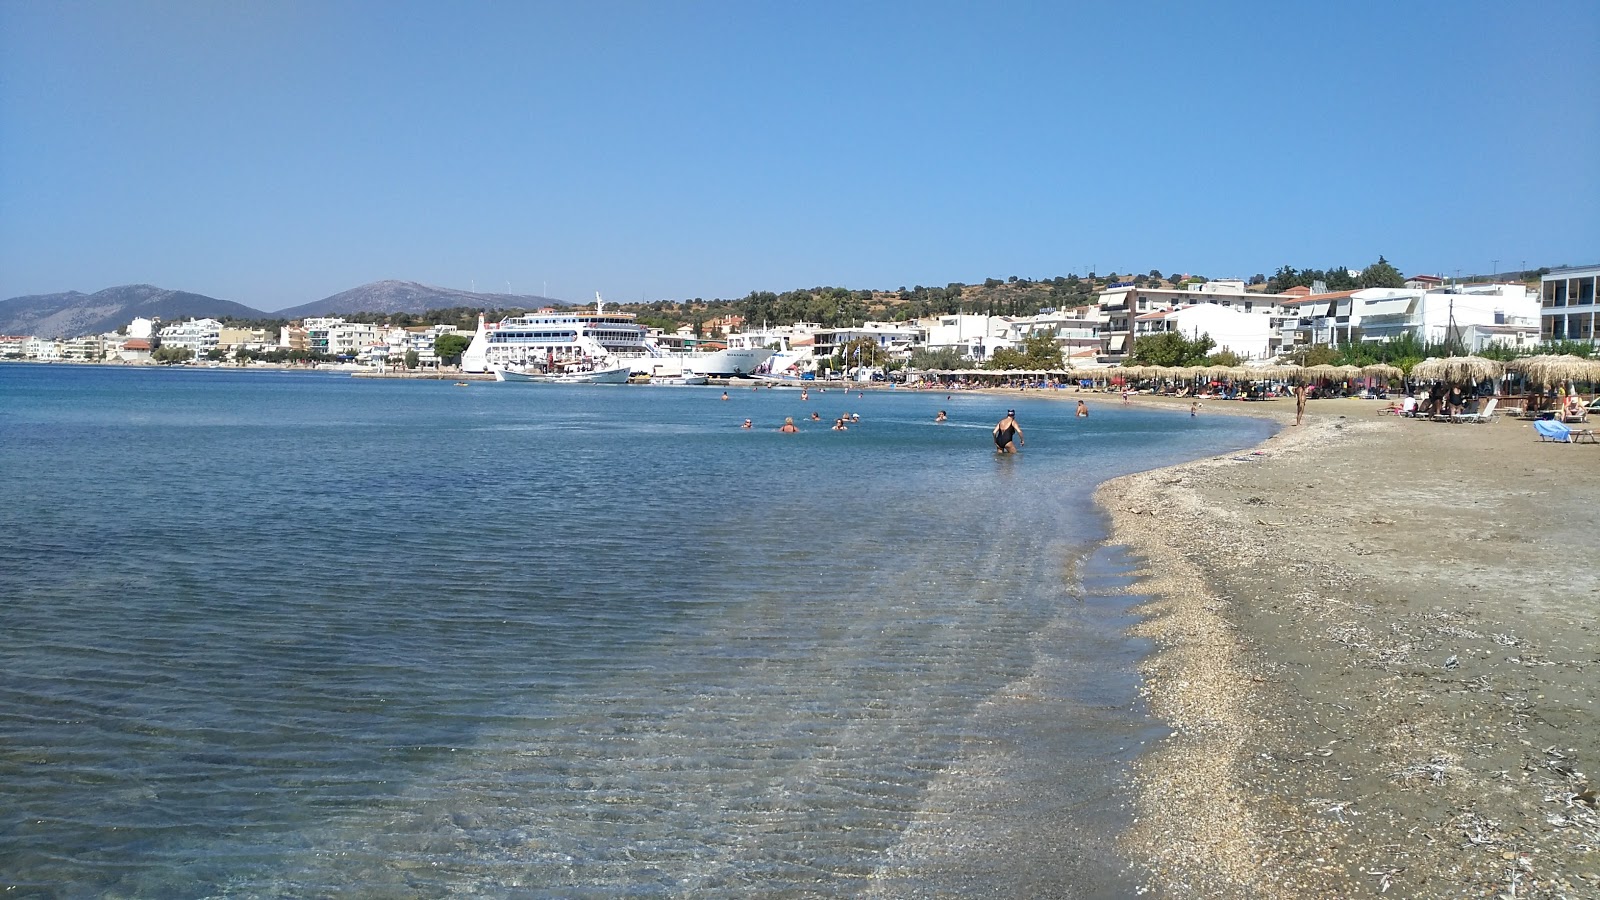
(935, 410, 947, 423)
(779, 417, 799, 433)
(741, 418, 752, 429)
(1075, 400, 1088, 418)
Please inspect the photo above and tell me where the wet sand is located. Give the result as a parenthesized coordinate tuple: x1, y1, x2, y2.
(1078, 394, 1600, 897)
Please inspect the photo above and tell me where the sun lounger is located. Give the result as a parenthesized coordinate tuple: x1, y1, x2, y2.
(1453, 398, 1498, 424)
(1534, 419, 1573, 442)
(1575, 429, 1598, 444)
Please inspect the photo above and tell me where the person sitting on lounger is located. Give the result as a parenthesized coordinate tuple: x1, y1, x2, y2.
(1564, 394, 1588, 422)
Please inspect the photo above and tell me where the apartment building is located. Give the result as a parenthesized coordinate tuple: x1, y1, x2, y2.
(1098, 280, 1291, 361)
(1541, 265, 1600, 345)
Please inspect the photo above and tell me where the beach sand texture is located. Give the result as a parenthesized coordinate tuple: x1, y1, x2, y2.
(1094, 396, 1599, 898)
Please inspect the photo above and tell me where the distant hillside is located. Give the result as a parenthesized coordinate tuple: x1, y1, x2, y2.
(0, 285, 267, 339)
(276, 280, 562, 318)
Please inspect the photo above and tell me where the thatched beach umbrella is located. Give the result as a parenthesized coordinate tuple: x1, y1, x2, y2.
(1505, 354, 1600, 387)
(1362, 363, 1403, 380)
(1448, 356, 1504, 383)
(1411, 357, 1448, 381)
(1412, 355, 1504, 383)
(1304, 364, 1342, 381)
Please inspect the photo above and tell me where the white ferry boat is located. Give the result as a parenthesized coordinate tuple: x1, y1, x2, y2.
(462, 295, 774, 378)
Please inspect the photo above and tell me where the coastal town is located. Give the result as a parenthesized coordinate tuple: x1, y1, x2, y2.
(4, 267, 1596, 380)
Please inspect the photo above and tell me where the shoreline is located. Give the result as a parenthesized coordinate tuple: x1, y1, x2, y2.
(1085, 395, 1600, 897)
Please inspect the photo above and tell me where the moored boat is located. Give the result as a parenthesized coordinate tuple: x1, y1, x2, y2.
(493, 362, 632, 384)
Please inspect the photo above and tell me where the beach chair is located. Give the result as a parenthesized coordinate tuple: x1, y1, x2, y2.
(1575, 429, 1598, 444)
(1534, 419, 1573, 443)
(1453, 398, 1497, 424)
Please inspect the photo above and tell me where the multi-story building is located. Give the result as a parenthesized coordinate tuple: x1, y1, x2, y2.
(810, 322, 923, 360)
(1541, 265, 1600, 346)
(1098, 280, 1291, 362)
(1287, 284, 1541, 351)
(218, 327, 274, 353)
(1132, 304, 1276, 361)
(61, 335, 106, 361)
(300, 318, 381, 358)
(1008, 306, 1106, 367)
(157, 318, 222, 356)
(918, 313, 1011, 361)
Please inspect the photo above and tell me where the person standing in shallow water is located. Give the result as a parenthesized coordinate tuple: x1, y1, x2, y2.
(1076, 400, 1088, 418)
(993, 410, 1022, 453)
(1294, 384, 1307, 426)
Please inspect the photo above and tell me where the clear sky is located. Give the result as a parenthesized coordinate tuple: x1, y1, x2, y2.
(2, 0, 1596, 312)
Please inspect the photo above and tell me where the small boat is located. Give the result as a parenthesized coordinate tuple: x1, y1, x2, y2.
(645, 374, 709, 386)
(493, 362, 633, 384)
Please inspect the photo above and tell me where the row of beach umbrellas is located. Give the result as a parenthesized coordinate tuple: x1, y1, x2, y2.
(911, 354, 1600, 387)
(1410, 353, 1600, 386)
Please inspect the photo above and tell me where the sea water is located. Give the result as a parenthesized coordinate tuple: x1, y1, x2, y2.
(0, 365, 1273, 897)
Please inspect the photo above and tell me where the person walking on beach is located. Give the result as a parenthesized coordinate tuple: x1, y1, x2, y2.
(1294, 384, 1307, 426)
(1076, 400, 1088, 418)
(993, 410, 1023, 454)
(1190, 401, 1200, 417)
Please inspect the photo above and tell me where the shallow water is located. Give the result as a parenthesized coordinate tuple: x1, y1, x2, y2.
(0, 365, 1272, 897)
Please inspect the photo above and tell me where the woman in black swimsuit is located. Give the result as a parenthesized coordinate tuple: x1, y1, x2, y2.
(993, 410, 1022, 453)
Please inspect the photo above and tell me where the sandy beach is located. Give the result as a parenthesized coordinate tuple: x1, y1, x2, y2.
(1073, 393, 1600, 898)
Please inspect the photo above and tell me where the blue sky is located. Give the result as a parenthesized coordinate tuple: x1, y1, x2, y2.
(2, 0, 1596, 312)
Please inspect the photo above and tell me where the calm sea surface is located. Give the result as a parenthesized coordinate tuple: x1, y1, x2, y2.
(0, 364, 1273, 898)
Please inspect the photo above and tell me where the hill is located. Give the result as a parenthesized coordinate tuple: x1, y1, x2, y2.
(0, 285, 267, 339)
(275, 280, 562, 318)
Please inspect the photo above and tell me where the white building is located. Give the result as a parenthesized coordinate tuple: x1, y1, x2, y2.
(1287, 284, 1541, 351)
(810, 322, 923, 360)
(1098, 280, 1291, 361)
(302, 318, 381, 358)
(157, 318, 223, 356)
(918, 313, 1012, 360)
(23, 337, 62, 360)
(1541, 265, 1600, 346)
(1133, 304, 1275, 361)
(1008, 306, 1106, 367)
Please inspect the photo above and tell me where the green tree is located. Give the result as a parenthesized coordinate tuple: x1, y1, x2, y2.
(404, 349, 420, 369)
(837, 337, 886, 368)
(908, 347, 968, 370)
(152, 345, 193, 364)
(1205, 349, 1243, 366)
(985, 332, 1063, 370)
(1126, 332, 1214, 366)
(434, 333, 471, 365)
(1359, 255, 1405, 289)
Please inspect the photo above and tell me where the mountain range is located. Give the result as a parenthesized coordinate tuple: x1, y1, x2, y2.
(0, 281, 563, 339)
